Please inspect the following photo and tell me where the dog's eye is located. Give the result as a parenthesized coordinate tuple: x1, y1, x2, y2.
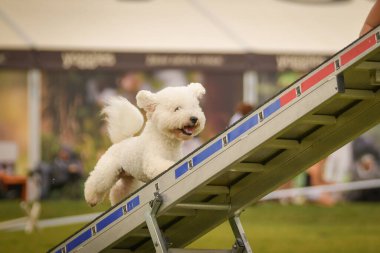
(174, 106, 181, 112)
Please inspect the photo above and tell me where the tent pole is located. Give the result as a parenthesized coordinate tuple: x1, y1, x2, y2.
(27, 69, 41, 171)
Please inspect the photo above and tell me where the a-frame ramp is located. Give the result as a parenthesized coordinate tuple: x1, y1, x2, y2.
(50, 26, 380, 253)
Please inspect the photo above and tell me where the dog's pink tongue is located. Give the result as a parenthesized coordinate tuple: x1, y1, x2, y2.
(183, 126, 194, 135)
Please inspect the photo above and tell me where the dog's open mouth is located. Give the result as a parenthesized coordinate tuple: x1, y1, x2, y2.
(179, 125, 196, 136)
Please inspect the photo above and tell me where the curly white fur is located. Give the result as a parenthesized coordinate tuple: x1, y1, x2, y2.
(84, 83, 206, 206)
(102, 96, 144, 143)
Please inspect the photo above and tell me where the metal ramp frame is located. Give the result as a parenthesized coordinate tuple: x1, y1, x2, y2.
(49, 26, 380, 253)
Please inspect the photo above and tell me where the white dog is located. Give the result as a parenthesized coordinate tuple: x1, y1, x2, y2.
(84, 83, 206, 206)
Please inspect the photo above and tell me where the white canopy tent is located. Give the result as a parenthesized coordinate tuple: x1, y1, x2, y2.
(0, 0, 375, 55)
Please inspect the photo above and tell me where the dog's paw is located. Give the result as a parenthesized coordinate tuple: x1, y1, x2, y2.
(85, 190, 105, 207)
(84, 180, 106, 207)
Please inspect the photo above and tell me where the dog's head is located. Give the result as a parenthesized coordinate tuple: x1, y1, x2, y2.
(136, 83, 206, 141)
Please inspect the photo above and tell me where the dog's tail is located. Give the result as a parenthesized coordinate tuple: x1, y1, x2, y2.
(102, 96, 144, 143)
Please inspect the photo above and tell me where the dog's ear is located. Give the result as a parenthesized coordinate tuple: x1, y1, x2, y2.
(136, 90, 157, 114)
(188, 83, 206, 100)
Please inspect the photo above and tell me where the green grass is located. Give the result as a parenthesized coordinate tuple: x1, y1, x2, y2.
(0, 223, 85, 253)
(1, 201, 380, 253)
(190, 202, 380, 253)
(0, 199, 109, 253)
(0, 199, 109, 222)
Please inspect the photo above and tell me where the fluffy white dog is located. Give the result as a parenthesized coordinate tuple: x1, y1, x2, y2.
(84, 83, 206, 206)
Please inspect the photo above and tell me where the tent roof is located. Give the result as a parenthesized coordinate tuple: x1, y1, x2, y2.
(200, 0, 374, 55)
(0, 0, 374, 55)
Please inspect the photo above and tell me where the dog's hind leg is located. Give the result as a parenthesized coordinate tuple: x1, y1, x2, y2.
(109, 176, 144, 206)
(140, 156, 175, 181)
(84, 148, 122, 207)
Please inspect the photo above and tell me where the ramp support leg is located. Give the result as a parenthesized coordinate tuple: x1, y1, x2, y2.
(145, 192, 168, 253)
(229, 215, 253, 253)
(145, 192, 253, 253)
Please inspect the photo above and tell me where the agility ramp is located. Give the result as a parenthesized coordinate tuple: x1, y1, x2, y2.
(50, 26, 380, 253)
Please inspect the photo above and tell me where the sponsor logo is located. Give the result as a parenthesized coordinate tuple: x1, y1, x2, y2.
(61, 52, 116, 69)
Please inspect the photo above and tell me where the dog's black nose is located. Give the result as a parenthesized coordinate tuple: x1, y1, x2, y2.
(190, 116, 198, 124)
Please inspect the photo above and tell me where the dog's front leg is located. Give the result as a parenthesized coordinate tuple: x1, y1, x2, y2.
(84, 146, 122, 207)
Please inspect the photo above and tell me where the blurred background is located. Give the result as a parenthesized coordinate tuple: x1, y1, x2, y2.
(1, 0, 380, 252)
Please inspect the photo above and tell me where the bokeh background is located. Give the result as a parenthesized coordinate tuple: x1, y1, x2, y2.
(1, 0, 380, 252)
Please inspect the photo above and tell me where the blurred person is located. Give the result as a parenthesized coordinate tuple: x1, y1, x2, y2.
(323, 143, 353, 184)
(49, 145, 84, 195)
(306, 143, 353, 206)
(229, 102, 255, 126)
(360, 0, 380, 36)
(307, 159, 339, 206)
(117, 71, 149, 105)
(307, 136, 380, 205)
(33, 161, 51, 199)
(347, 137, 380, 201)
(35, 145, 84, 199)
(86, 77, 117, 107)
